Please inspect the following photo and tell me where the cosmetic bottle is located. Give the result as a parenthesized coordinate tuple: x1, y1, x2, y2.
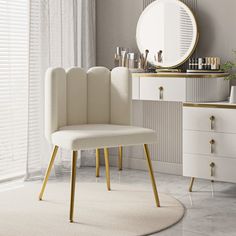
(205, 57, 208, 70)
(212, 58, 215, 70)
(216, 57, 221, 70)
(189, 59, 192, 69)
(214, 58, 218, 70)
(210, 57, 215, 70)
(207, 57, 211, 70)
(114, 47, 123, 67)
(127, 53, 135, 69)
(198, 58, 203, 70)
(191, 58, 195, 69)
(210, 58, 213, 70)
(138, 54, 143, 69)
(121, 50, 127, 67)
(114, 53, 120, 67)
(192, 58, 195, 69)
(195, 58, 199, 70)
(202, 58, 205, 70)
(212, 57, 216, 70)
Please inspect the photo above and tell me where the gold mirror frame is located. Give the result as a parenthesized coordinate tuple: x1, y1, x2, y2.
(136, 0, 199, 69)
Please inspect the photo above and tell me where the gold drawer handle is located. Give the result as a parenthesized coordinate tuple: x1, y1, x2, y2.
(210, 162, 215, 177)
(209, 139, 215, 154)
(209, 116, 215, 130)
(159, 86, 164, 100)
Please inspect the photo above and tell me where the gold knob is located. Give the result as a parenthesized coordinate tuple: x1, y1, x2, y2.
(209, 139, 215, 153)
(159, 86, 164, 100)
(210, 162, 215, 177)
(209, 116, 215, 130)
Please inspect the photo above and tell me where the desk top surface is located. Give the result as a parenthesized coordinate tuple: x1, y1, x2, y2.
(183, 101, 236, 109)
(132, 72, 229, 79)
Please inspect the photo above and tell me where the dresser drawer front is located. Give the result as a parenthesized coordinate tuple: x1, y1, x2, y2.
(183, 107, 236, 133)
(184, 130, 236, 158)
(140, 77, 186, 102)
(183, 154, 236, 183)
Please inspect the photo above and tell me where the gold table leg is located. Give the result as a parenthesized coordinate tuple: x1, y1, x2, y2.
(96, 149, 100, 177)
(189, 177, 195, 192)
(118, 146, 123, 171)
(39, 145, 58, 201)
(104, 148, 111, 191)
(143, 144, 160, 207)
(70, 151, 77, 223)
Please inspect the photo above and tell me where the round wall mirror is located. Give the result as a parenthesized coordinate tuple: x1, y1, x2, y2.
(136, 0, 199, 68)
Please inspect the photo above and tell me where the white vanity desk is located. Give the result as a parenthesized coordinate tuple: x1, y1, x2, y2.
(129, 0, 234, 190)
(130, 72, 233, 189)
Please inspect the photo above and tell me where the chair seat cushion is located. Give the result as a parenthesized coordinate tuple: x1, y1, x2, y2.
(51, 124, 157, 150)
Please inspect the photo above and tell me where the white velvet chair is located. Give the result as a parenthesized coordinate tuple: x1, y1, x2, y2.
(39, 66, 160, 222)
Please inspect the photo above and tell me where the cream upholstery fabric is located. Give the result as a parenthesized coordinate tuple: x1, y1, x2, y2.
(45, 68, 67, 141)
(111, 67, 132, 125)
(87, 67, 110, 124)
(52, 124, 157, 150)
(66, 68, 87, 125)
(45, 66, 157, 150)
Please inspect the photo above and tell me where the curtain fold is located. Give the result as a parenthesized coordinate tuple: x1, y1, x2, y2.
(26, 0, 96, 179)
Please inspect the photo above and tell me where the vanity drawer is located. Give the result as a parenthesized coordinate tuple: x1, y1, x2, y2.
(140, 77, 186, 102)
(183, 154, 236, 183)
(183, 107, 236, 133)
(184, 130, 236, 158)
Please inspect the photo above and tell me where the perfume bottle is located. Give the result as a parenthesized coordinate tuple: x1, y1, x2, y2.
(189, 58, 193, 69)
(216, 57, 221, 70)
(202, 58, 206, 70)
(114, 47, 123, 67)
(206, 57, 211, 70)
(198, 58, 203, 70)
(194, 58, 198, 70)
(127, 53, 135, 69)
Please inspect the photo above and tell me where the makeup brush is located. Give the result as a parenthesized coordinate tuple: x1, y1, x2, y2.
(138, 54, 143, 69)
(143, 49, 149, 70)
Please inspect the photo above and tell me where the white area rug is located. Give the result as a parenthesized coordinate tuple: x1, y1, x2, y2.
(0, 182, 184, 236)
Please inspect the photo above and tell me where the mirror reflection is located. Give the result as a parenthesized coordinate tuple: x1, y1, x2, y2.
(136, 0, 198, 68)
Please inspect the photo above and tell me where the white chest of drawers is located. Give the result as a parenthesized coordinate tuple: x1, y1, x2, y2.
(183, 104, 236, 184)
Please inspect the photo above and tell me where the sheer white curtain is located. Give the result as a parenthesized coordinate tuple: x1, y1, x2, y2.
(26, 0, 96, 179)
(0, 0, 28, 182)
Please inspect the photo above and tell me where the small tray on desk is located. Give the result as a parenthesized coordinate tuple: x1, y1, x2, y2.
(187, 69, 225, 73)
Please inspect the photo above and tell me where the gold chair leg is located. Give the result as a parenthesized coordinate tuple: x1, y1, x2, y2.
(118, 146, 123, 171)
(96, 149, 100, 177)
(189, 177, 195, 192)
(70, 151, 77, 223)
(104, 148, 111, 191)
(39, 145, 58, 201)
(143, 144, 160, 207)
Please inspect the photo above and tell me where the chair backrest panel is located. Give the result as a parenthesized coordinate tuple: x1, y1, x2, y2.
(45, 68, 67, 142)
(87, 67, 110, 124)
(45, 66, 131, 142)
(111, 67, 132, 125)
(67, 68, 87, 125)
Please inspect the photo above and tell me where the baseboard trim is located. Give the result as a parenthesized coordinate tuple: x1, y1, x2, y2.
(101, 155, 183, 175)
